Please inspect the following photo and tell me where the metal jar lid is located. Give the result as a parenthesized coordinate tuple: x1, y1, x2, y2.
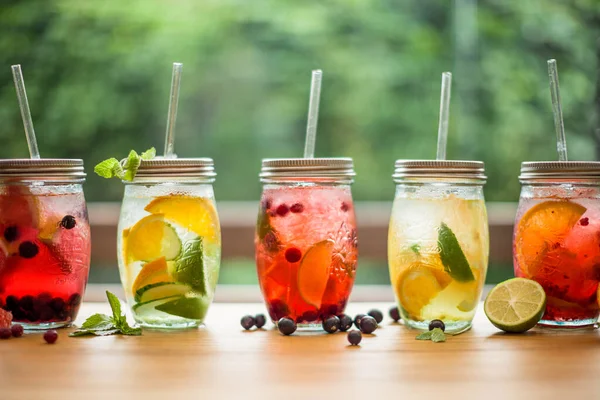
(0, 159, 86, 183)
(392, 160, 486, 183)
(132, 158, 216, 182)
(259, 158, 355, 183)
(519, 161, 600, 182)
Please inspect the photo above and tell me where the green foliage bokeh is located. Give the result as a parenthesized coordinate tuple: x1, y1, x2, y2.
(0, 0, 598, 202)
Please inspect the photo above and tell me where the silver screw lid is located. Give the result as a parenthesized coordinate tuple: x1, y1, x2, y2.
(132, 157, 216, 181)
(519, 161, 600, 182)
(0, 159, 86, 183)
(393, 160, 486, 183)
(260, 158, 355, 183)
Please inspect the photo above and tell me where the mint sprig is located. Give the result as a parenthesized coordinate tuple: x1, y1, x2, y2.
(94, 147, 156, 181)
(415, 328, 446, 343)
(70, 291, 142, 337)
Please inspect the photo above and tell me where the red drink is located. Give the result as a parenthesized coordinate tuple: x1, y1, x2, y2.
(256, 183, 358, 325)
(514, 162, 600, 328)
(0, 160, 91, 329)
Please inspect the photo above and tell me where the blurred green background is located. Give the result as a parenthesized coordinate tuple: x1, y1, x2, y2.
(0, 0, 598, 286)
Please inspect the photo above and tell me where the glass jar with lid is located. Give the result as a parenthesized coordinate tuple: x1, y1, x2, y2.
(388, 160, 489, 333)
(117, 158, 221, 329)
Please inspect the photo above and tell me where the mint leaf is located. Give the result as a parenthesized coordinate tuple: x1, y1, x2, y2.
(431, 328, 446, 342)
(141, 147, 156, 160)
(94, 158, 121, 179)
(80, 313, 113, 330)
(119, 323, 142, 336)
(416, 331, 433, 340)
(106, 290, 126, 326)
(70, 328, 120, 337)
(122, 150, 141, 182)
(174, 237, 206, 294)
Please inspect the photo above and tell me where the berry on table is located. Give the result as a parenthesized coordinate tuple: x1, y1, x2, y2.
(359, 316, 378, 334)
(338, 314, 353, 332)
(322, 316, 341, 334)
(277, 318, 297, 336)
(254, 314, 266, 329)
(354, 314, 366, 328)
(44, 330, 58, 344)
(347, 330, 362, 346)
(241, 315, 255, 330)
(367, 309, 383, 324)
(11, 324, 24, 338)
(429, 319, 445, 332)
(389, 306, 401, 322)
(0, 328, 11, 339)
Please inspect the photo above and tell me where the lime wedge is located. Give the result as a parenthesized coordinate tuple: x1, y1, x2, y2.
(437, 222, 475, 282)
(174, 237, 206, 295)
(135, 282, 191, 303)
(484, 278, 546, 333)
(155, 296, 208, 320)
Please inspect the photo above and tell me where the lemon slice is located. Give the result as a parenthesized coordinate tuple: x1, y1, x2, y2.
(298, 240, 334, 308)
(484, 278, 546, 333)
(132, 256, 174, 295)
(145, 196, 220, 243)
(125, 214, 181, 262)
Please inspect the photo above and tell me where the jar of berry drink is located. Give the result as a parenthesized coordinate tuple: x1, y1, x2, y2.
(514, 162, 600, 328)
(0, 159, 90, 329)
(256, 158, 358, 328)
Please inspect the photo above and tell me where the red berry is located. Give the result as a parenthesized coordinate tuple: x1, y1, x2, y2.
(290, 203, 304, 213)
(580, 217, 589, 226)
(11, 324, 24, 338)
(285, 247, 302, 263)
(0, 328, 11, 339)
(276, 204, 289, 217)
(341, 202, 350, 212)
(44, 330, 58, 344)
(262, 198, 272, 210)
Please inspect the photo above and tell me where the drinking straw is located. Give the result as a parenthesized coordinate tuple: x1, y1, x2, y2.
(164, 62, 183, 158)
(436, 72, 452, 161)
(547, 59, 568, 161)
(303, 69, 323, 159)
(11, 65, 40, 159)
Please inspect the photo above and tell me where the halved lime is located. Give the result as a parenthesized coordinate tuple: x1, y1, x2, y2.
(484, 278, 546, 333)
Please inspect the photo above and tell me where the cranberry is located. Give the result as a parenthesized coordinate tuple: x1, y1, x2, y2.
(429, 319, 446, 332)
(268, 300, 289, 321)
(19, 296, 34, 311)
(580, 217, 589, 226)
(5, 296, 18, 311)
(347, 330, 362, 345)
(389, 306, 401, 322)
(290, 203, 304, 213)
(354, 314, 366, 328)
(262, 198, 272, 211)
(60, 215, 76, 230)
(322, 316, 340, 333)
(3, 226, 18, 242)
(297, 310, 320, 323)
(11, 324, 24, 338)
(277, 318, 296, 336)
(44, 330, 58, 344)
(68, 293, 82, 307)
(50, 298, 66, 313)
(285, 247, 302, 263)
(341, 202, 350, 212)
(254, 314, 267, 329)
(359, 316, 378, 334)
(275, 204, 289, 217)
(338, 314, 353, 332)
(0, 328, 11, 339)
(367, 309, 384, 324)
(240, 315, 255, 330)
(19, 241, 39, 259)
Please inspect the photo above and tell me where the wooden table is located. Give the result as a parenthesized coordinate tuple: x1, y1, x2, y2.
(2, 302, 599, 400)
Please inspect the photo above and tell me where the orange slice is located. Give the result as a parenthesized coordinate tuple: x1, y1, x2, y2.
(297, 240, 334, 308)
(396, 262, 448, 320)
(144, 196, 220, 243)
(125, 214, 181, 262)
(132, 256, 173, 294)
(514, 201, 586, 277)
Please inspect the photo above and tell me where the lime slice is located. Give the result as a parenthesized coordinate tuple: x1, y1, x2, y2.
(135, 282, 191, 303)
(132, 257, 173, 295)
(173, 237, 206, 295)
(438, 222, 475, 282)
(155, 296, 208, 320)
(125, 214, 181, 262)
(484, 278, 546, 333)
(132, 296, 182, 314)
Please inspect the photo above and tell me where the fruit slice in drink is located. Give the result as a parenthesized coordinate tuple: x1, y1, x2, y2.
(297, 240, 334, 309)
(124, 214, 181, 262)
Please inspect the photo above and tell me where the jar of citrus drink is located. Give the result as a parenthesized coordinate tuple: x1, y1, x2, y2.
(117, 158, 221, 329)
(388, 160, 489, 333)
(256, 158, 358, 328)
(0, 159, 90, 329)
(514, 162, 600, 328)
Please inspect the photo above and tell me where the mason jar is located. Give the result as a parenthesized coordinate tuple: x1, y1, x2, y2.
(117, 158, 221, 329)
(514, 161, 600, 328)
(0, 159, 90, 329)
(256, 158, 358, 329)
(388, 160, 489, 333)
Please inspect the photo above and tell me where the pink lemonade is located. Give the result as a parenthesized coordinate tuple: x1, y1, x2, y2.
(256, 185, 358, 325)
(0, 185, 91, 328)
